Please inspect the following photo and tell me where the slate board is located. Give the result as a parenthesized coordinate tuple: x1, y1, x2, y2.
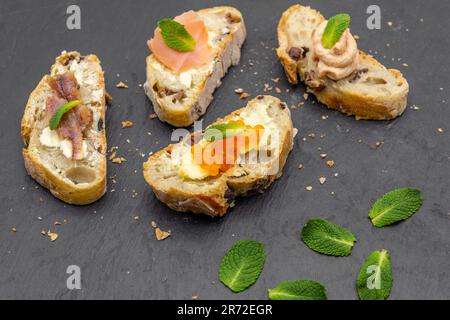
(0, 0, 449, 299)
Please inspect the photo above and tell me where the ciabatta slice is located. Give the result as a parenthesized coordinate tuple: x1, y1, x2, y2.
(143, 95, 294, 217)
(144, 6, 246, 127)
(277, 4, 409, 120)
(21, 51, 107, 205)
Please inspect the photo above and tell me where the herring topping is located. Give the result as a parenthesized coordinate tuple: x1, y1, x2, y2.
(312, 20, 359, 81)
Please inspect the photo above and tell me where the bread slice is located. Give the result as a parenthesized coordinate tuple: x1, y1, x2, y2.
(143, 95, 294, 217)
(144, 6, 246, 127)
(277, 4, 409, 120)
(21, 51, 107, 205)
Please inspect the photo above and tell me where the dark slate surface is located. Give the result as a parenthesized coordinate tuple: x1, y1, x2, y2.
(0, 0, 449, 300)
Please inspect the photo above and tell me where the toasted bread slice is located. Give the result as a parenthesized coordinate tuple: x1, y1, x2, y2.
(277, 4, 409, 120)
(144, 6, 246, 127)
(21, 51, 107, 205)
(143, 95, 294, 217)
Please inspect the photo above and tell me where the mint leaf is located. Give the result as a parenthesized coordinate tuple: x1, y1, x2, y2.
(357, 249, 393, 300)
(321, 13, 351, 49)
(49, 100, 80, 130)
(268, 280, 327, 300)
(158, 18, 196, 52)
(369, 188, 423, 227)
(204, 122, 245, 142)
(301, 218, 357, 256)
(219, 240, 266, 293)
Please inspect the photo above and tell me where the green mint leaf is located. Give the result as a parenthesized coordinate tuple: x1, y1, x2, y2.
(369, 188, 423, 227)
(204, 122, 245, 142)
(301, 218, 357, 256)
(357, 249, 393, 300)
(219, 240, 266, 293)
(49, 100, 80, 130)
(157, 18, 196, 52)
(321, 13, 351, 49)
(268, 280, 327, 300)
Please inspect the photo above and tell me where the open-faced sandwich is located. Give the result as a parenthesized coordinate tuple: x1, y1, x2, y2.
(144, 6, 246, 127)
(21, 51, 107, 205)
(277, 4, 409, 120)
(143, 95, 294, 217)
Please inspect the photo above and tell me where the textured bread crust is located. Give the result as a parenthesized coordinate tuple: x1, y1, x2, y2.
(143, 96, 294, 217)
(144, 6, 247, 127)
(21, 52, 107, 205)
(277, 4, 409, 120)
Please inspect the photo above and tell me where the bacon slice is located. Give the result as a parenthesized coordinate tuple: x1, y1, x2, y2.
(148, 11, 214, 73)
(45, 72, 92, 159)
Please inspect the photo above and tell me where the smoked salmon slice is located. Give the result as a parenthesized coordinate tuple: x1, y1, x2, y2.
(148, 11, 214, 73)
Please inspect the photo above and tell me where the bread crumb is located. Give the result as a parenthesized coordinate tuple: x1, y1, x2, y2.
(155, 228, 171, 240)
(387, 21, 393, 26)
(298, 164, 304, 170)
(149, 113, 158, 119)
(116, 81, 129, 89)
(47, 231, 58, 242)
(437, 128, 444, 133)
(319, 177, 327, 185)
(234, 88, 244, 94)
(320, 153, 327, 159)
(275, 87, 281, 94)
(353, 34, 360, 40)
(271, 77, 280, 83)
(239, 92, 250, 99)
(263, 83, 273, 92)
(374, 141, 384, 148)
(109, 151, 117, 160)
(121, 121, 134, 129)
(11, 227, 17, 233)
(326, 160, 335, 168)
(303, 93, 309, 100)
(111, 157, 127, 164)
(151, 221, 171, 241)
(402, 63, 409, 68)
(308, 133, 316, 139)
(306, 186, 313, 191)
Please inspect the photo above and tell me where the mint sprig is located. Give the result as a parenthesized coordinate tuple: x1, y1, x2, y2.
(357, 250, 393, 300)
(49, 100, 80, 130)
(158, 18, 196, 52)
(321, 13, 351, 49)
(219, 240, 266, 293)
(301, 218, 357, 256)
(369, 188, 423, 227)
(268, 280, 327, 300)
(204, 122, 245, 142)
